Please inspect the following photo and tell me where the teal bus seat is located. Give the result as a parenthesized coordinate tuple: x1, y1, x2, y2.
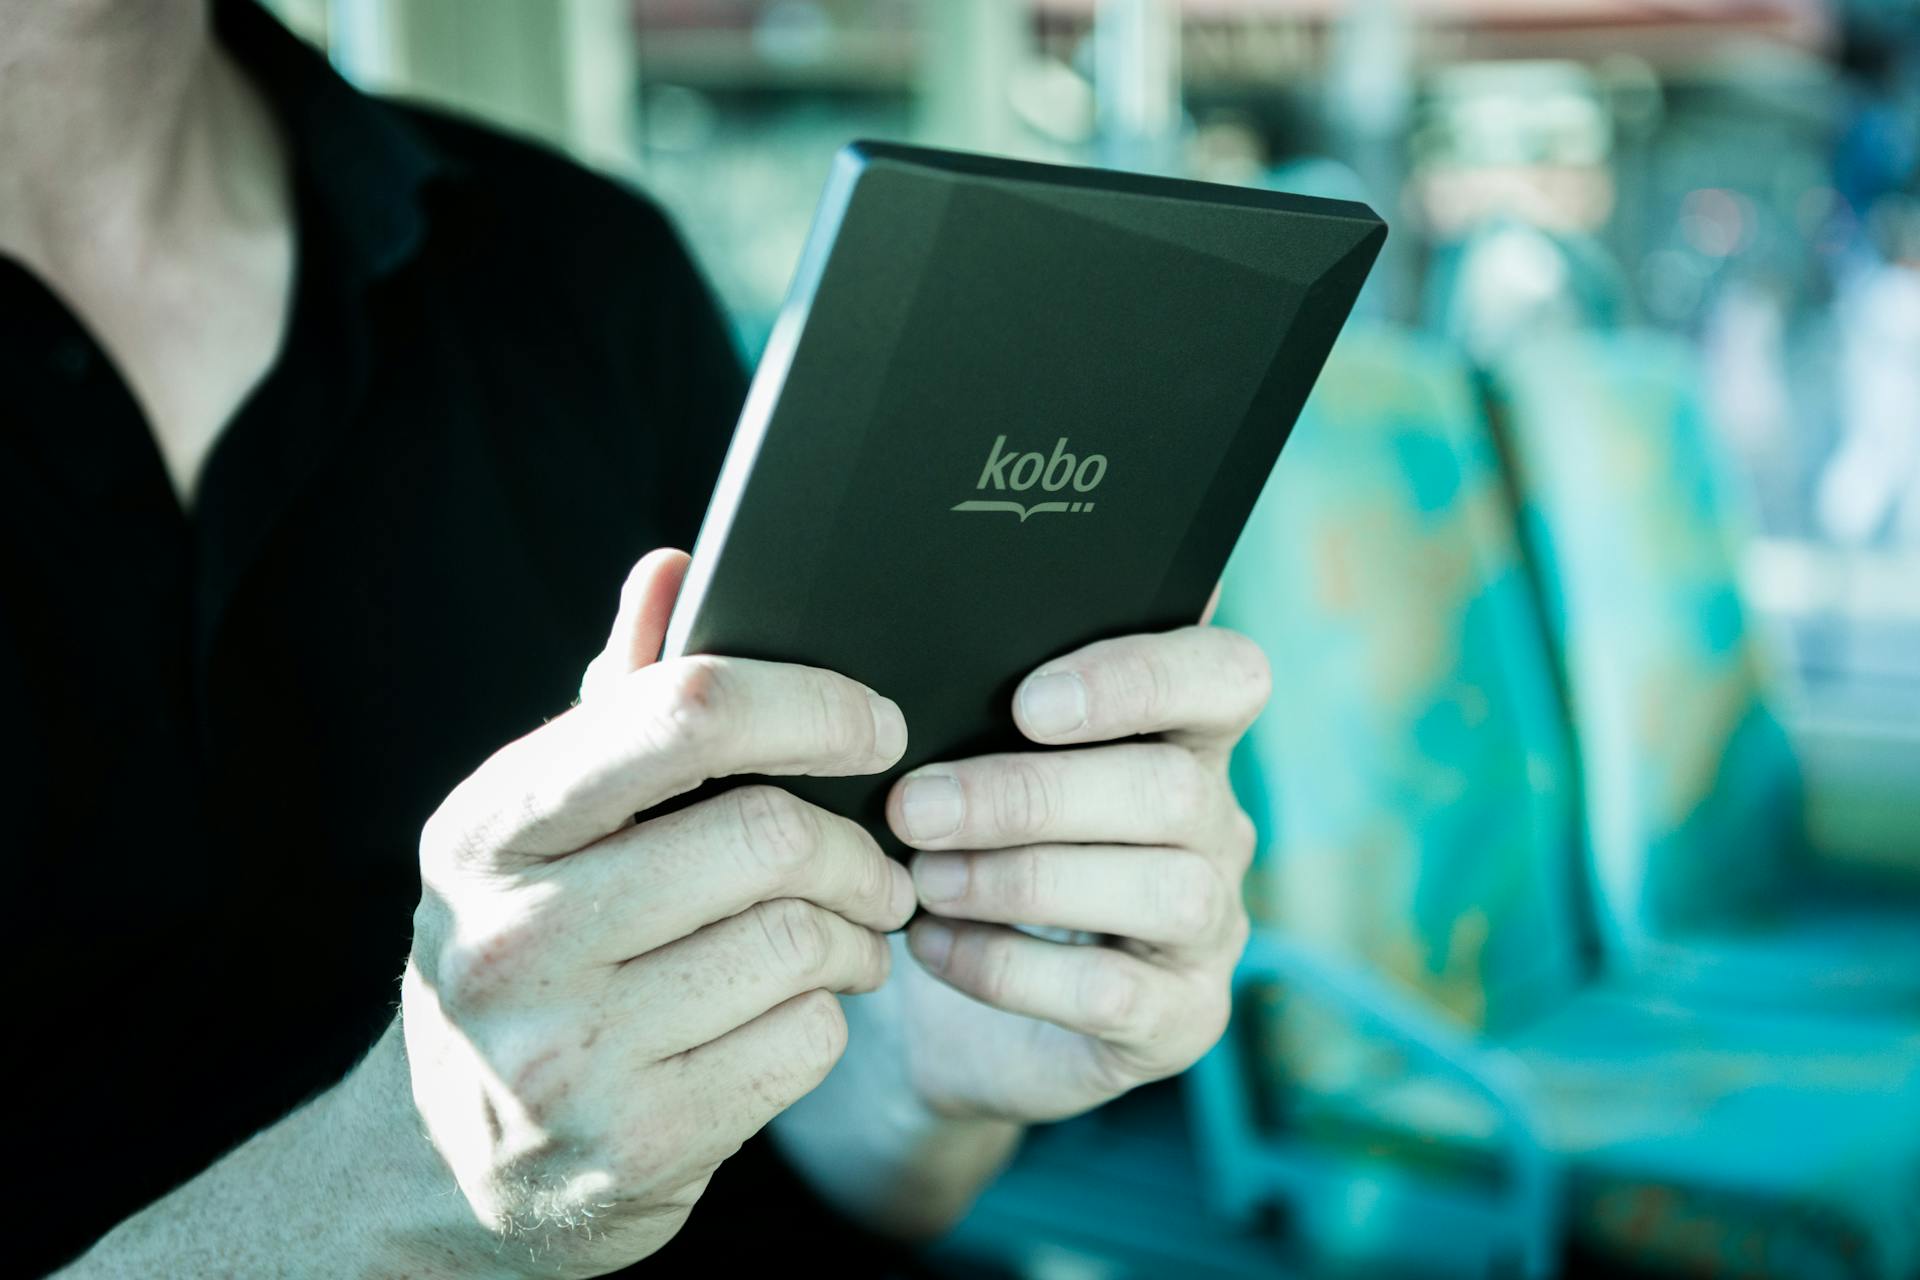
(1219, 326, 1589, 1038)
(1194, 324, 1920, 1279)
(1488, 329, 1920, 1013)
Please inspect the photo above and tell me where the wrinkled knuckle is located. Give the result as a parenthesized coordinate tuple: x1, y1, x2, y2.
(655, 655, 736, 751)
(430, 787, 529, 875)
(1005, 851, 1050, 918)
(793, 988, 849, 1069)
(993, 759, 1058, 840)
(1083, 961, 1146, 1039)
(859, 926, 895, 989)
(837, 926, 891, 994)
(431, 919, 537, 1017)
(808, 678, 872, 767)
(967, 934, 1021, 1008)
(756, 898, 832, 977)
(1163, 853, 1224, 938)
(1128, 645, 1178, 725)
(421, 747, 521, 869)
(1148, 747, 1210, 832)
(733, 785, 819, 878)
(855, 831, 897, 912)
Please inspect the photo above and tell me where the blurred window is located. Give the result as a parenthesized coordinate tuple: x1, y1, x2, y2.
(287, 0, 1919, 724)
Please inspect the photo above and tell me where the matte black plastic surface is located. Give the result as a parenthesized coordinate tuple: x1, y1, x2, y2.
(663, 140, 1385, 857)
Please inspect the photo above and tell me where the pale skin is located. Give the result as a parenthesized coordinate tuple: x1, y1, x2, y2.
(13, 3, 1270, 1275)
(0, 0, 293, 508)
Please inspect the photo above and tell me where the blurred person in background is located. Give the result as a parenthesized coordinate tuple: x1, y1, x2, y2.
(1818, 192, 1920, 547)
(1, 0, 1267, 1276)
(1817, 19, 1920, 549)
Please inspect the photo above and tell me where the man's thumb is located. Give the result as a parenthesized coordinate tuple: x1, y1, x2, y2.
(578, 547, 690, 704)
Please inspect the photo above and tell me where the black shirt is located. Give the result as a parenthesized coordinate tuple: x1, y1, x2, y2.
(2, 3, 912, 1274)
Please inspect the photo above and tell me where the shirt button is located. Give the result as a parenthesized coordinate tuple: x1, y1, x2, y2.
(50, 336, 93, 379)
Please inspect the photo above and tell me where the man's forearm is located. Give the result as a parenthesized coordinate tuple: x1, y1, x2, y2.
(770, 939, 1024, 1241)
(58, 1020, 502, 1280)
(773, 1089, 1022, 1242)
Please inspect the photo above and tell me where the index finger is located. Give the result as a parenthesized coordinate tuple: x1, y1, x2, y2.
(552, 784, 917, 957)
(434, 656, 908, 862)
(1011, 626, 1270, 756)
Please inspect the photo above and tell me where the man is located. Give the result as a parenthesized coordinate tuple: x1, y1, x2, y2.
(2, 1, 1267, 1274)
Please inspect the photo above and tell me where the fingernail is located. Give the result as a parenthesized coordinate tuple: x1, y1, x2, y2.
(911, 920, 953, 972)
(867, 693, 907, 761)
(1019, 670, 1087, 738)
(900, 774, 964, 842)
(912, 854, 970, 905)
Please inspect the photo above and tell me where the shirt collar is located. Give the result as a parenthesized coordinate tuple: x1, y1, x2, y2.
(213, 0, 465, 283)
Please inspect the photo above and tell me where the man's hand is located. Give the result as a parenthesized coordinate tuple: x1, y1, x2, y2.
(882, 623, 1266, 1123)
(58, 552, 913, 1280)
(401, 549, 915, 1275)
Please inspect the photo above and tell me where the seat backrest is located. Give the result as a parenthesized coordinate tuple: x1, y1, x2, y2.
(1487, 329, 1805, 953)
(1219, 326, 1590, 1037)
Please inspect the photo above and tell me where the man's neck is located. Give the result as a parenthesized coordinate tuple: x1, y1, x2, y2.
(1, 0, 298, 513)
(0, 0, 282, 277)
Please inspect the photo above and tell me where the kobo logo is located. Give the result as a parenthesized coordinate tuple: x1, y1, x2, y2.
(951, 435, 1107, 522)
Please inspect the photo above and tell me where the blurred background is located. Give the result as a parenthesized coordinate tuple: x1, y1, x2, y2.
(268, 2, 1918, 1276)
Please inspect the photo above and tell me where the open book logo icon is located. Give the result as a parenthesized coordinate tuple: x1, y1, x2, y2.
(952, 435, 1105, 521)
(951, 499, 1098, 521)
